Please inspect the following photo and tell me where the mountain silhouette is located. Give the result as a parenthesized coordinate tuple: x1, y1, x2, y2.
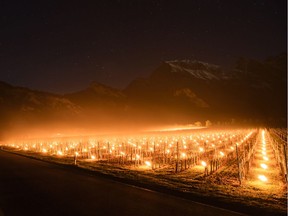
(0, 54, 286, 138)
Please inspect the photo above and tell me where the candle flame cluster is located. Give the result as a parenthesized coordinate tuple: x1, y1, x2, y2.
(2, 129, 255, 171)
(257, 130, 269, 182)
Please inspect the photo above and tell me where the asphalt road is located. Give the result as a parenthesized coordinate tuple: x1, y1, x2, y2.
(0, 150, 244, 216)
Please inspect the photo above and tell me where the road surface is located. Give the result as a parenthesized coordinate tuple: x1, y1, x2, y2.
(0, 150, 244, 216)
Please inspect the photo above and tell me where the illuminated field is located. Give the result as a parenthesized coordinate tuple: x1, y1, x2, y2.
(246, 130, 287, 191)
(2, 127, 287, 213)
(2, 128, 286, 183)
(4, 129, 252, 169)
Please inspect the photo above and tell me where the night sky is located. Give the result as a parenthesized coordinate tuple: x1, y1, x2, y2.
(0, 0, 286, 93)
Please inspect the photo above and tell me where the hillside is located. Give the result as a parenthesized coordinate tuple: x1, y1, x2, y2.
(0, 54, 286, 138)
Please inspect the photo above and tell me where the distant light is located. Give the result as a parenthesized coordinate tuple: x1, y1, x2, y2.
(258, 175, 267, 182)
(57, 150, 63, 156)
(42, 148, 47, 153)
(201, 161, 207, 167)
(91, 155, 96, 160)
(220, 151, 225, 157)
(145, 161, 151, 167)
(199, 147, 204, 152)
(260, 163, 268, 169)
(263, 156, 269, 161)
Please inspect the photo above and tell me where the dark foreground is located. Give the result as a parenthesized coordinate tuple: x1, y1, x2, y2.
(0, 150, 244, 216)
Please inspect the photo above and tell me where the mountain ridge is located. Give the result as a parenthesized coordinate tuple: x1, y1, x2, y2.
(0, 54, 286, 139)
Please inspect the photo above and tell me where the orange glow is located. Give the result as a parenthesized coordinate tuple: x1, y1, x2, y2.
(201, 161, 207, 167)
(258, 175, 268, 182)
(42, 148, 47, 153)
(260, 163, 268, 169)
(3, 129, 256, 175)
(145, 161, 151, 167)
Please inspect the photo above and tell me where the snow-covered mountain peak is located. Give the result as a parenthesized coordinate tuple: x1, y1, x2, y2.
(166, 59, 219, 69)
(164, 60, 222, 80)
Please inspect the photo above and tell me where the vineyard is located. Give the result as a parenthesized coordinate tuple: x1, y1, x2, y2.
(2, 128, 287, 187)
(1, 127, 287, 214)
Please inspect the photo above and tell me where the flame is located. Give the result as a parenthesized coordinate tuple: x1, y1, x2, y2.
(258, 175, 267, 182)
(201, 161, 207, 167)
(260, 163, 268, 169)
(145, 161, 151, 167)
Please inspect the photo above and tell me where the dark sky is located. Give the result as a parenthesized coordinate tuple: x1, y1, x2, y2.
(0, 0, 286, 93)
